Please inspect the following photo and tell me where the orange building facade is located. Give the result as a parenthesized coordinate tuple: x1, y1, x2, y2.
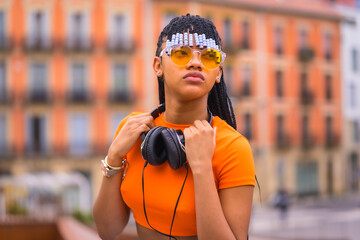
(0, 0, 347, 206)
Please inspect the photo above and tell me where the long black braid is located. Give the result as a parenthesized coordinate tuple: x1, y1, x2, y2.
(155, 14, 237, 130)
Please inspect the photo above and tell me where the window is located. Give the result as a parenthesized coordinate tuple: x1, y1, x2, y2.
(354, 121, 359, 143)
(242, 66, 251, 97)
(69, 114, 88, 155)
(224, 19, 232, 47)
(110, 113, 128, 144)
(326, 115, 333, 141)
(0, 61, 5, 102)
(349, 83, 356, 108)
(28, 11, 47, 48)
(275, 70, 283, 98)
(71, 63, 87, 101)
(244, 113, 252, 140)
(68, 12, 88, 49)
(0, 115, 6, 154)
(301, 71, 308, 92)
(302, 115, 309, 141)
(0, 11, 5, 47)
(274, 26, 283, 55)
(241, 21, 250, 50)
(277, 115, 284, 141)
(225, 66, 233, 95)
(27, 115, 47, 154)
(296, 161, 319, 196)
(162, 13, 178, 29)
(109, 14, 129, 49)
(325, 74, 332, 101)
(112, 63, 130, 101)
(323, 32, 332, 61)
(352, 48, 358, 72)
(30, 63, 47, 101)
(349, 153, 359, 191)
(299, 29, 308, 48)
(356, 0, 360, 8)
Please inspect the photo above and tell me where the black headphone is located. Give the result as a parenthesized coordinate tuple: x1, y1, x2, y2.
(140, 104, 212, 239)
(140, 104, 213, 169)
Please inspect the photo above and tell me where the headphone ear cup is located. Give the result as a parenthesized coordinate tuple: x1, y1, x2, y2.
(161, 128, 186, 170)
(141, 127, 167, 166)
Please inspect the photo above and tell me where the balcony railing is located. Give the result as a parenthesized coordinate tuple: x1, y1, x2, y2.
(325, 134, 340, 148)
(66, 37, 93, 53)
(108, 90, 135, 103)
(107, 38, 135, 53)
(24, 36, 53, 52)
(0, 91, 13, 105)
(276, 133, 292, 150)
(239, 86, 251, 98)
(222, 42, 242, 54)
(301, 134, 316, 149)
(28, 91, 50, 103)
(300, 89, 314, 105)
(66, 91, 92, 104)
(0, 37, 13, 52)
(298, 47, 315, 63)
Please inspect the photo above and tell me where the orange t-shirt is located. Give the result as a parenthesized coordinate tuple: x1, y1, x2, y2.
(115, 112, 255, 237)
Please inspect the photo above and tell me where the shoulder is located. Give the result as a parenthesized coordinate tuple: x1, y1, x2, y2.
(213, 116, 250, 149)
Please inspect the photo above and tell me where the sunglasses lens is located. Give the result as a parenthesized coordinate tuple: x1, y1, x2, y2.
(201, 49, 222, 69)
(170, 46, 192, 66)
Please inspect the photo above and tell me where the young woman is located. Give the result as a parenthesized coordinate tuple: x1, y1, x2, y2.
(93, 14, 255, 240)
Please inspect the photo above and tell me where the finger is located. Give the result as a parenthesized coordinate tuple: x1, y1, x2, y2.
(138, 116, 156, 129)
(189, 126, 197, 134)
(193, 120, 206, 130)
(202, 120, 212, 129)
(213, 127, 217, 144)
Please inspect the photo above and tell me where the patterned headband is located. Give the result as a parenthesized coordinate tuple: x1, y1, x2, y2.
(165, 32, 221, 51)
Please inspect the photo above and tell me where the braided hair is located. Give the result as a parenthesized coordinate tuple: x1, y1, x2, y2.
(155, 14, 237, 130)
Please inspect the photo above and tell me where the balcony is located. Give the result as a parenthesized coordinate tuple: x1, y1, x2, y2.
(107, 38, 136, 54)
(325, 51, 332, 62)
(276, 133, 292, 150)
(28, 91, 50, 104)
(0, 37, 13, 52)
(66, 91, 92, 104)
(108, 90, 135, 104)
(300, 89, 314, 105)
(0, 91, 13, 105)
(325, 134, 340, 149)
(301, 134, 316, 150)
(222, 42, 242, 54)
(239, 86, 251, 98)
(298, 47, 315, 63)
(23, 36, 53, 53)
(66, 37, 93, 53)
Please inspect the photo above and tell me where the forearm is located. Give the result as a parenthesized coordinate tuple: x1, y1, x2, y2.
(93, 172, 129, 240)
(192, 167, 236, 240)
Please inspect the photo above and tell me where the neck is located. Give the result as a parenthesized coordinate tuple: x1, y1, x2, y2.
(163, 98, 209, 125)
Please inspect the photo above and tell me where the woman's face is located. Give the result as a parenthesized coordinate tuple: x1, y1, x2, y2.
(153, 39, 223, 103)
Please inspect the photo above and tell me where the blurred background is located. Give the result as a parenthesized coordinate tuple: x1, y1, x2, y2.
(0, 0, 359, 239)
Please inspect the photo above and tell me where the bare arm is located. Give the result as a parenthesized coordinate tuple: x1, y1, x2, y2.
(93, 113, 155, 240)
(93, 166, 129, 240)
(184, 120, 254, 240)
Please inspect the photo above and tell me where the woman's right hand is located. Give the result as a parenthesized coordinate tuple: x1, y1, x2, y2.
(107, 113, 155, 166)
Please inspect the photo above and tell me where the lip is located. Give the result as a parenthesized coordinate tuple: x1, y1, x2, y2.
(183, 72, 205, 82)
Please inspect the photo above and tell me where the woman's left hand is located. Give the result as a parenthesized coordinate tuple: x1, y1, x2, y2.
(183, 120, 217, 172)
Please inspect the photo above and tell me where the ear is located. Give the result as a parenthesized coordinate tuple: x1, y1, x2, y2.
(153, 57, 163, 77)
(216, 66, 223, 83)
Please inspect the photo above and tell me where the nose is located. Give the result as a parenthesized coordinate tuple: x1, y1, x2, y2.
(187, 50, 202, 69)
